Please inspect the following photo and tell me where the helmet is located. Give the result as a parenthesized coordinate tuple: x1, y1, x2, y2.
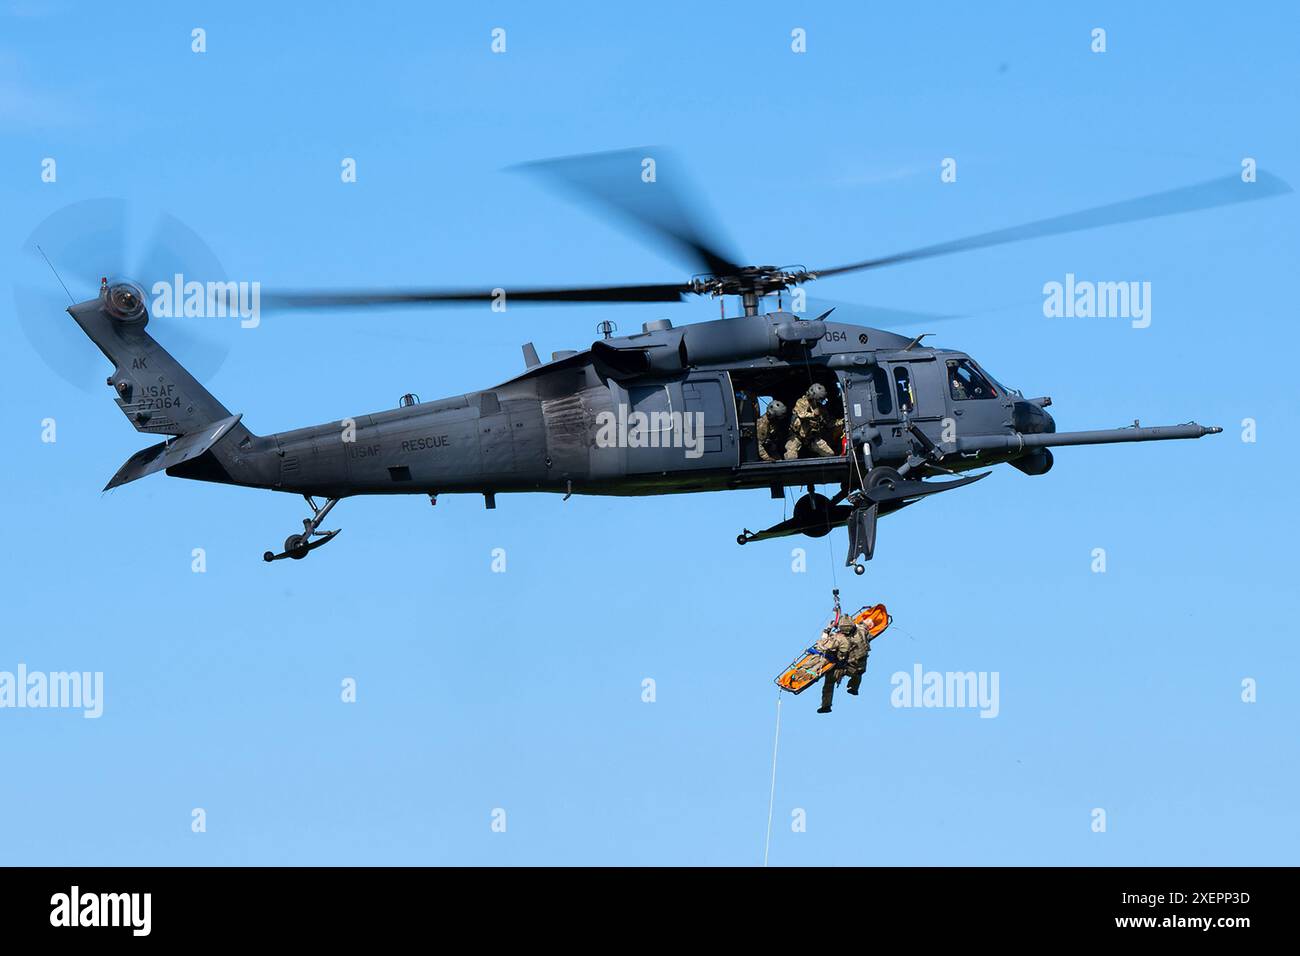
(766, 399, 788, 418)
(807, 383, 828, 402)
(838, 616, 857, 632)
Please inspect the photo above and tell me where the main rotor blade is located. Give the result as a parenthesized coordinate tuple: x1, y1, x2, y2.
(513, 147, 745, 277)
(799, 297, 958, 328)
(811, 171, 1293, 279)
(265, 281, 692, 310)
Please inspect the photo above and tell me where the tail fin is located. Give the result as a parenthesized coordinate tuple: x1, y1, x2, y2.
(69, 289, 235, 436)
(68, 286, 256, 489)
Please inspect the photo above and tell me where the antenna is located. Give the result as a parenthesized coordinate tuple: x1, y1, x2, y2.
(35, 244, 75, 305)
(597, 320, 617, 339)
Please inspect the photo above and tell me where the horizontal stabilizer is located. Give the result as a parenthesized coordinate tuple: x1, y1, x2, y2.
(104, 413, 243, 491)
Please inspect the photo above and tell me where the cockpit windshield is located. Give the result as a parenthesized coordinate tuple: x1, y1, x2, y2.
(979, 363, 1020, 398)
(947, 359, 997, 400)
(947, 358, 1019, 401)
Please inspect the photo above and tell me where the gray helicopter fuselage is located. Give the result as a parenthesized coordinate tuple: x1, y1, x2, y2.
(174, 310, 1042, 499)
(63, 144, 1253, 561)
(67, 286, 1218, 570)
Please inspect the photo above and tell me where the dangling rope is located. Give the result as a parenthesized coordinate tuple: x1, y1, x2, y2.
(763, 690, 784, 867)
(890, 620, 920, 643)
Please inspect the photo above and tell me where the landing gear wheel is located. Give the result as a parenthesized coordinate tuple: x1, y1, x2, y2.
(263, 496, 345, 562)
(854, 563, 866, 576)
(736, 533, 747, 545)
(285, 534, 310, 560)
(793, 491, 833, 538)
(866, 466, 903, 493)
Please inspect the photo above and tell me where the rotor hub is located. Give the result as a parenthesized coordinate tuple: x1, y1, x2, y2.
(689, 266, 810, 298)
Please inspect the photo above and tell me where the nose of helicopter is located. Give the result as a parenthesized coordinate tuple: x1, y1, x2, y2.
(1011, 399, 1055, 435)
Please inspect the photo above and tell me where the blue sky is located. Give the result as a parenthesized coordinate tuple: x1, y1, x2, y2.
(1, 1, 1296, 865)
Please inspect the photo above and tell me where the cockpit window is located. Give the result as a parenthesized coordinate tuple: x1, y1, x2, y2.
(947, 359, 997, 401)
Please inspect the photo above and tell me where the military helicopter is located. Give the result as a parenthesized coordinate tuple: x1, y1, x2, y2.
(50, 149, 1288, 567)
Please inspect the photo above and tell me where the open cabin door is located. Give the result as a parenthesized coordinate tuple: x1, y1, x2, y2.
(844, 364, 910, 465)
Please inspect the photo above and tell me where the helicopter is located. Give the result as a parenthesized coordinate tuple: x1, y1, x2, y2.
(50, 149, 1288, 567)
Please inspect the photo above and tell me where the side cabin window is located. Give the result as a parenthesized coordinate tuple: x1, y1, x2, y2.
(870, 367, 892, 416)
(947, 359, 997, 401)
(893, 366, 915, 413)
(628, 385, 674, 438)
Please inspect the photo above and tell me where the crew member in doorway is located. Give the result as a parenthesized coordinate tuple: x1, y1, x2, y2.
(785, 383, 836, 459)
(756, 399, 789, 462)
